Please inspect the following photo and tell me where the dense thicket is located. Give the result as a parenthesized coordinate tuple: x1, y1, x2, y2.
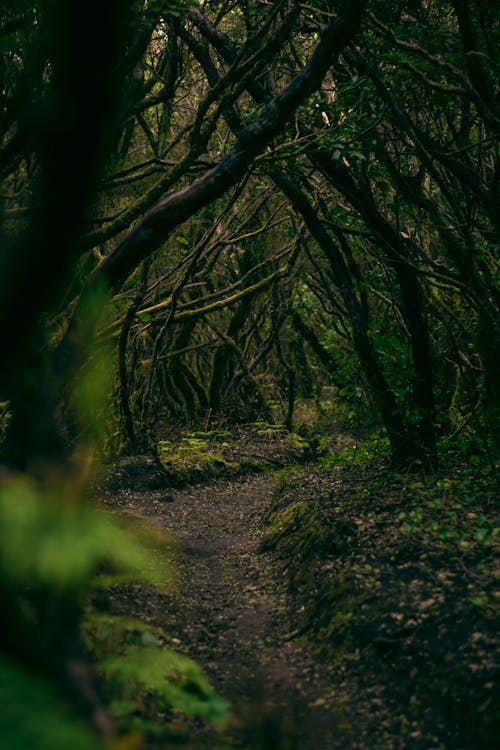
(0, 1, 498, 742)
(1, 0, 499, 469)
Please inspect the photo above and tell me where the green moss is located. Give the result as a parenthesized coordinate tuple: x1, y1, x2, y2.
(158, 437, 241, 484)
(83, 613, 231, 733)
(251, 421, 287, 435)
(262, 479, 370, 651)
(262, 500, 311, 550)
(156, 426, 312, 485)
(312, 569, 364, 646)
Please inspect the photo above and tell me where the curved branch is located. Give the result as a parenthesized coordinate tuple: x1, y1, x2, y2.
(88, 0, 367, 294)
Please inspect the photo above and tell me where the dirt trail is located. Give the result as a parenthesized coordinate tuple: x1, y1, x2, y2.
(101, 450, 500, 750)
(104, 472, 341, 749)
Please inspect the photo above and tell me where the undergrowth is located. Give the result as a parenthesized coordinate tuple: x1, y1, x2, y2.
(0, 474, 230, 749)
(82, 614, 230, 740)
(156, 424, 310, 485)
(263, 437, 499, 748)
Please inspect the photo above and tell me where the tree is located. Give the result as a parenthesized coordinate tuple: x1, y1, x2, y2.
(2, 2, 498, 743)
(0, 1, 371, 740)
(2, 0, 498, 470)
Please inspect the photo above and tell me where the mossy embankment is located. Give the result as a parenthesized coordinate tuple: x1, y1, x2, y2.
(96, 429, 498, 749)
(263, 445, 499, 749)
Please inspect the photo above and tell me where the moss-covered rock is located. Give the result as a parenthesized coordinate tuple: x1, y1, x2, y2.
(158, 437, 241, 486)
(156, 425, 311, 486)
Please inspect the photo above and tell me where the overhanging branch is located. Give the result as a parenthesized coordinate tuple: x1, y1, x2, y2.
(89, 0, 368, 294)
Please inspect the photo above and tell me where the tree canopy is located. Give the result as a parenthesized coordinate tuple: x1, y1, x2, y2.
(2, 0, 498, 470)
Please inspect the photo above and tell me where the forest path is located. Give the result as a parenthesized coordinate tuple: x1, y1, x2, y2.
(101, 450, 500, 750)
(104, 471, 340, 749)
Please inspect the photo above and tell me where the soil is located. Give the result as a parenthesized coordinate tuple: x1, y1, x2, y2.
(99, 469, 342, 749)
(96, 432, 499, 750)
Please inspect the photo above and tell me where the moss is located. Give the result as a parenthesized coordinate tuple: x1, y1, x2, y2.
(251, 421, 287, 435)
(155, 425, 311, 485)
(312, 569, 365, 647)
(0, 656, 105, 750)
(82, 613, 231, 733)
(262, 479, 371, 651)
(284, 431, 310, 454)
(262, 500, 311, 551)
(265, 498, 366, 644)
(157, 437, 241, 484)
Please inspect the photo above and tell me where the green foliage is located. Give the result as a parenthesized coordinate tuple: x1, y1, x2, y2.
(396, 468, 499, 549)
(438, 429, 495, 468)
(0, 469, 230, 746)
(103, 645, 230, 726)
(84, 614, 230, 732)
(158, 435, 241, 483)
(0, 470, 217, 747)
(72, 282, 116, 447)
(0, 476, 176, 595)
(318, 433, 390, 469)
(0, 657, 104, 750)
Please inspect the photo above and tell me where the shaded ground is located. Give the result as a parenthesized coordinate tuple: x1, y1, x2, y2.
(100, 471, 342, 749)
(96, 430, 499, 749)
(263, 455, 499, 750)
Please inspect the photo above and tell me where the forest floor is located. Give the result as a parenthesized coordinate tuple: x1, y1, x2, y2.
(95, 426, 499, 750)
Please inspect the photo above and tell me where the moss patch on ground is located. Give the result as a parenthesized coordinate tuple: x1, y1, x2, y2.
(156, 424, 311, 486)
(82, 613, 230, 741)
(158, 436, 240, 485)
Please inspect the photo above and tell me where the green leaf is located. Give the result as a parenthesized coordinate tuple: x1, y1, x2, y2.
(469, 596, 484, 607)
(0, 478, 177, 594)
(474, 527, 490, 543)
